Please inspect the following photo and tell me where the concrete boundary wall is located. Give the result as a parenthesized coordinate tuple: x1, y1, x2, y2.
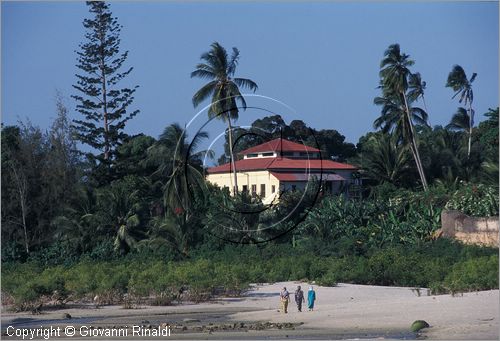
(440, 210, 499, 247)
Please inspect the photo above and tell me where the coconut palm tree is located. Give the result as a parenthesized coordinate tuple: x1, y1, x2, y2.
(191, 42, 258, 194)
(446, 107, 470, 132)
(446, 65, 477, 158)
(97, 179, 147, 254)
(146, 124, 213, 256)
(147, 123, 213, 214)
(408, 72, 430, 123)
(377, 44, 429, 190)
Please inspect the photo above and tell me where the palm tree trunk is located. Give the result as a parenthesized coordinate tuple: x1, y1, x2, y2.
(422, 95, 430, 127)
(226, 118, 238, 195)
(467, 103, 473, 158)
(408, 141, 424, 186)
(402, 92, 429, 191)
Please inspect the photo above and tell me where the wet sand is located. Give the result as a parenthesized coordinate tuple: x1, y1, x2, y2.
(2, 281, 498, 340)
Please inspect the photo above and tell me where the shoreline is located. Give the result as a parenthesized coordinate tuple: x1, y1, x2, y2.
(2, 282, 498, 340)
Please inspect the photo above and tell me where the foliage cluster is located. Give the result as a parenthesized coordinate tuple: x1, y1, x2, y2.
(2, 239, 497, 311)
(445, 183, 499, 217)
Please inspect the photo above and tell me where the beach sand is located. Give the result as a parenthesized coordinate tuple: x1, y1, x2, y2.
(2, 281, 498, 340)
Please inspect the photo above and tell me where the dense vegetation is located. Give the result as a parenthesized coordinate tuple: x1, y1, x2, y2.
(3, 239, 498, 310)
(2, 2, 498, 311)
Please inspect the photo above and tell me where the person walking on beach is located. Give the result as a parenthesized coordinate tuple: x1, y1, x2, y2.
(307, 286, 316, 311)
(280, 287, 290, 313)
(294, 285, 305, 312)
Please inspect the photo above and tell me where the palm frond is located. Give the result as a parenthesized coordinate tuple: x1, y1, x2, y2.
(192, 80, 217, 107)
(190, 69, 216, 80)
(227, 47, 240, 76)
(233, 78, 258, 92)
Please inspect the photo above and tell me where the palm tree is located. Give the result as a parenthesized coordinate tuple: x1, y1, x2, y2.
(191, 42, 258, 194)
(446, 65, 477, 158)
(377, 44, 429, 190)
(358, 133, 412, 186)
(424, 126, 464, 184)
(52, 187, 100, 254)
(98, 180, 146, 254)
(408, 72, 429, 123)
(146, 124, 212, 255)
(148, 123, 213, 214)
(446, 107, 470, 132)
(146, 214, 194, 258)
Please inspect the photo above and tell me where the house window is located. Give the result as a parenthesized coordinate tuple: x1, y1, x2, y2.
(260, 184, 266, 197)
(242, 185, 248, 193)
(271, 185, 276, 193)
(247, 153, 258, 158)
(262, 152, 274, 157)
(251, 184, 257, 197)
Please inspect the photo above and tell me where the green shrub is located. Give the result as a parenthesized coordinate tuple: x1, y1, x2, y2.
(445, 184, 499, 217)
(317, 271, 337, 287)
(443, 255, 499, 292)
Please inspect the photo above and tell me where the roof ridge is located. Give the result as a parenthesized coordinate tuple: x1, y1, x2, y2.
(238, 138, 320, 155)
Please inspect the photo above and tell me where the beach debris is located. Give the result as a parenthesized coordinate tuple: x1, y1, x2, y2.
(410, 320, 430, 332)
(64, 313, 72, 319)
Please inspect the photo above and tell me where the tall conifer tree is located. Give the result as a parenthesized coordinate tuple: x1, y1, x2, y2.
(72, 1, 139, 164)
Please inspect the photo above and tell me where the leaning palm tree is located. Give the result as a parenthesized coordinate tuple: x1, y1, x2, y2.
(377, 44, 429, 190)
(191, 42, 258, 194)
(446, 65, 477, 158)
(373, 93, 429, 185)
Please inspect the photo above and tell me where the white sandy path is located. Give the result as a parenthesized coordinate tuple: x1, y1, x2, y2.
(230, 281, 499, 340)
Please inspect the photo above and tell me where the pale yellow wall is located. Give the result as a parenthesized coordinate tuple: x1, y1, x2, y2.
(206, 170, 280, 197)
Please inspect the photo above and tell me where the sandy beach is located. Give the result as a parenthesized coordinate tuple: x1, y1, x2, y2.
(2, 281, 498, 340)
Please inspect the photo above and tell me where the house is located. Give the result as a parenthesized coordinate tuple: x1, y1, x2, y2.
(206, 138, 360, 203)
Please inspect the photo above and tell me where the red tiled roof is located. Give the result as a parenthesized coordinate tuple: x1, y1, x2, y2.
(206, 157, 357, 174)
(238, 138, 320, 155)
(270, 172, 345, 181)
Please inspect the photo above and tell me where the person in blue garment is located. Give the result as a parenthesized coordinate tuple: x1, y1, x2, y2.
(307, 286, 316, 311)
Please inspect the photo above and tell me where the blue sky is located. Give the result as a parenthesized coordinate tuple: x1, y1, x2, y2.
(2, 1, 498, 153)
